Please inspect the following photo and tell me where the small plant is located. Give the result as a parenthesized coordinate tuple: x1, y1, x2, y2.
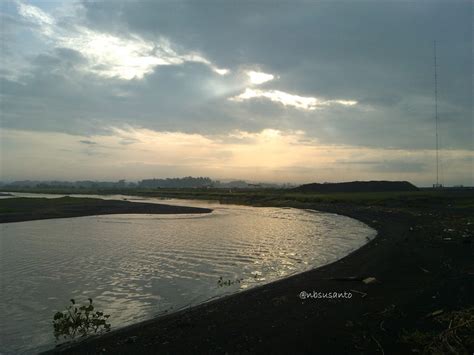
(53, 298, 111, 340)
(217, 276, 243, 287)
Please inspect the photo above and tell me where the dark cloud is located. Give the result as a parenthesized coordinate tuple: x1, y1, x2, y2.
(79, 140, 97, 145)
(1, 0, 471, 152)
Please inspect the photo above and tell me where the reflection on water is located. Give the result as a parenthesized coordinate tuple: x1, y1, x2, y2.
(0, 194, 376, 354)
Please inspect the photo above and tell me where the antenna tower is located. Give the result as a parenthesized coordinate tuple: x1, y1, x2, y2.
(433, 41, 441, 188)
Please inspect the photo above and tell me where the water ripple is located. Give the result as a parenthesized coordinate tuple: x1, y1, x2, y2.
(0, 195, 375, 354)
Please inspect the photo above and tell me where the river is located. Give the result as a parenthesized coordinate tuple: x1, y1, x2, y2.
(0, 193, 376, 353)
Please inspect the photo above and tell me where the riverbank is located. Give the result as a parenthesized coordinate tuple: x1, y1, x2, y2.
(45, 197, 473, 354)
(0, 197, 212, 223)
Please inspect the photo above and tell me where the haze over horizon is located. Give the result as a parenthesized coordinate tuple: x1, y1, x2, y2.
(1, 0, 472, 186)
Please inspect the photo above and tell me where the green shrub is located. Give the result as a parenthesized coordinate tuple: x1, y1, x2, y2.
(53, 298, 111, 340)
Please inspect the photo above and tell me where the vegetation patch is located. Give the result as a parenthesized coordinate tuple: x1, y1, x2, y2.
(401, 307, 474, 354)
(53, 298, 111, 341)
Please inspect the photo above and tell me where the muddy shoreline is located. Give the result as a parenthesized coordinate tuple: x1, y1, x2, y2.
(0, 197, 212, 223)
(44, 201, 473, 354)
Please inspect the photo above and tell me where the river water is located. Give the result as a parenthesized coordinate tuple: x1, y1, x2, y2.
(0, 193, 376, 353)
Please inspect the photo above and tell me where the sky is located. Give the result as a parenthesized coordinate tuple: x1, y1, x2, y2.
(0, 0, 472, 186)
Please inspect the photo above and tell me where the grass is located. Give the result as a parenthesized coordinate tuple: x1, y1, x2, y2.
(401, 307, 474, 354)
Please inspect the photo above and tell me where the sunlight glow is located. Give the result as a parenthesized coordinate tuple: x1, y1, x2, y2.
(246, 71, 274, 85)
(17, 2, 55, 36)
(18, 3, 54, 25)
(4, 127, 471, 185)
(16, 3, 229, 80)
(229, 88, 358, 110)
(214, 68, 230, 75)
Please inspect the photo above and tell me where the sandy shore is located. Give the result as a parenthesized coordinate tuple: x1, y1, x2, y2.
(44, 201, 473, 354)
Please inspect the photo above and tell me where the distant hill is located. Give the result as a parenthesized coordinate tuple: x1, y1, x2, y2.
(293, 181, 418, 193)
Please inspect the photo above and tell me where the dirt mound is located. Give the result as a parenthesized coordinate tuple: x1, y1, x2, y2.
(294, 180, 418, 193)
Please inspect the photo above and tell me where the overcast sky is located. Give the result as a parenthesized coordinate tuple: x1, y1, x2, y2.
(0, 0, 472, 186)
